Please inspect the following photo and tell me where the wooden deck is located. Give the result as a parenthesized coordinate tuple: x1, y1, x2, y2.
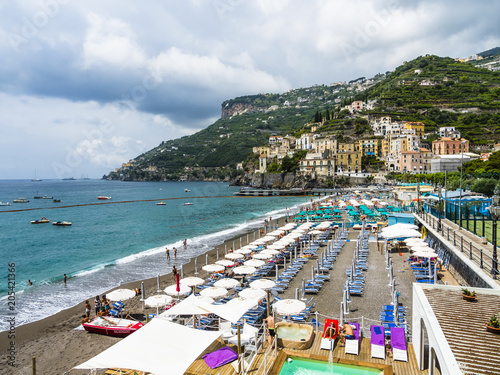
(184, 332, 428, 375)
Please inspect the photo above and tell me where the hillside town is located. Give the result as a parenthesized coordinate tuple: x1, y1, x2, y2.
(249, 110, 492, 183)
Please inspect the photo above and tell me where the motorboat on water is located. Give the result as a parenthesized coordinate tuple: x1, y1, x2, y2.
(183, 202, 194, 206)
(184, 189, 191, 192)
(97, 196, 112, 200)
(13, 198, 29, 203)
(52, 221, 72, 226)
(31, 217, 50, 224)
(82, 316, 144, 337)
(156, 201, 166, 205)
(0, 202, 11, 206)
(53, 199, 61, 203)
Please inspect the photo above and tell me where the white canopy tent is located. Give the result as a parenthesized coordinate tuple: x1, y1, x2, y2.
(74, 318, 221, 375)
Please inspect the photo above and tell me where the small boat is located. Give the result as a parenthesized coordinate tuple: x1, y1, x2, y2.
(156, 201, 166, 205)
(82, 316, 144, 337)
(52, 221, 72, 226)
(0, 202, 11, 206)
(31, 217, 50, 224)
(42, 196, 53, 199)
(13, 198, 29, 203)
(34, 195, 43, 199)
(97, 196, 112, 200)
(53, 199, 61, 203)
(183, 202, 194, 206)
(184, 189, 191, 192)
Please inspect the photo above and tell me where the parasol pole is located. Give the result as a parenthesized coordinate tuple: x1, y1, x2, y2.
(141, 282, 145, 311)
(237, 324, 242, 374)
(157, 274, 161, 293)
(194, 258, 198, 275)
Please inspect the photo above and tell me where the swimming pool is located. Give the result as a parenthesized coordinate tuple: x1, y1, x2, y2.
(278, 356, 383, 375)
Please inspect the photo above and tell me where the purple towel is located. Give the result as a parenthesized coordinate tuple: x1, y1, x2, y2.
(390, 327, 406, 351)
(348, 322, 360, 340)
(203, 347, 238, 369)
(370, 325, 385, 346)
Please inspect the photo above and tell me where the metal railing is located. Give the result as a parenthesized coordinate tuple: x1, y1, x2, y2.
(418, 211, 499, 279)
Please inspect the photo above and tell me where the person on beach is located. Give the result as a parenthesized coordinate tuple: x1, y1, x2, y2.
(183, 239, 187, 248)
(28, 280, 33, 286)
(85, 300, 91, 318)
(263, 315, 275, 346)
(94, 296, 101, 315)
(325, 322, 337, 341)
(174, 247, 177, 259)
(172, 266, 178, 281)
(228, 247, 233, 253)
(102, 297, 110, 315)
(165, 247, 170, 260)
(64, 274, 67, 284)
(339, 323, 355, 347)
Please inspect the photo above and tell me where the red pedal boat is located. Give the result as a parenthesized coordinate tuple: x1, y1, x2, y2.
(82, 316, 144, 337)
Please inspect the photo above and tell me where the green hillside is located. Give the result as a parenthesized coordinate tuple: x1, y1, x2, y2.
(105, 52, 500, 181)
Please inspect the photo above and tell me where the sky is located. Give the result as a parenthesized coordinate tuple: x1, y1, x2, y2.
(1, 0, 499, 179)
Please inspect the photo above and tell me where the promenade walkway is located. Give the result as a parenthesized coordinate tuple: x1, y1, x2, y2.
(415, 211, 500, 287)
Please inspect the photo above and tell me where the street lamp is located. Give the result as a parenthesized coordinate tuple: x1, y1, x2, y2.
(437, 184, 442, 232)
(416, 183, 421, 214)
(458, 140, 467, 229)
(489, 187, 500, 279)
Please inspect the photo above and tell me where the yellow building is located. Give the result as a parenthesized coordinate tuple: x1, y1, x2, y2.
(252, 146, 270, 157)
(404, 122, 425, 137)
(336, 142, 362, 173)
(357, 138, 383, 157)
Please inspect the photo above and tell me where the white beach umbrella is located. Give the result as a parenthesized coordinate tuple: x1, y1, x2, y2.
(180, 276, 205, 287)
(253, 252, 273, 260)
(380, 228, 422, 239)
(282, 223, 297, 230)
(240, 245, 258, 251)
(106, 288, 136, 301)
(260, 249, 280, 256)
(164, 283, 191, 297)
(199, 286, 228, 299)
(234, 248, 253, 255)
(233, 265, 257, 275)
(249, 279, 276, 290)
(239, 287, 267, 300)
(260, 235, 277, 242)
(413, 251, 438, 258)
(145, 294, 173, 315)
(310, 230, 323, 235)
(244, 259, 266, 268)
(216, 259, 235, 267)
(267, 230, 284, 237)
(202, 264, 225, 273)
(384, 223, 418, 231)
(273, 299, 306, 315)
(214, 278, 240, 289)
(226, 296, 253, 306)
(225, 253, 244, 260)
(251, 239, 267, 245)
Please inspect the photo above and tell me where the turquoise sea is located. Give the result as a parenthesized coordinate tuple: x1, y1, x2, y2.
(0, 180, 311, 331)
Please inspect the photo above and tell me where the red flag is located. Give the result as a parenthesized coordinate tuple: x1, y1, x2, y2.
(176, 273, 180, 292)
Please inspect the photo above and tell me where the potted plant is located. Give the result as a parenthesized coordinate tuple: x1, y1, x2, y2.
(461, 288, 477, 301)
(485, 313, 500, 334)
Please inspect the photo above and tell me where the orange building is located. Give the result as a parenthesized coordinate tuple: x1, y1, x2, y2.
(432, 137, 469, 155)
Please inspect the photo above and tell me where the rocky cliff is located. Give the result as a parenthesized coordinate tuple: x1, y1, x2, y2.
(221, 101, 266, 119)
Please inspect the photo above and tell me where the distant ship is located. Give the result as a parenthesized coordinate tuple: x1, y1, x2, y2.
(62, 177, 76, 180)
(31, 168, 42, 182)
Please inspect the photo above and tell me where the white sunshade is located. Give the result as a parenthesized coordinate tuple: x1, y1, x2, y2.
(384, 223, 418, 231)
(414, 251, 438, 258)
(309, 230, 323, 235)
(244, 259, 266, 268)
(249, 278, 276, 290)
(239, 287, 267, 300)
(201, 264, 225, 273)
(164, 283, 191, 297)
(225, 253, 244, 260)
(233, 265, 257, 275)
(282, 223, 297, 230)
(267, 230, 284, 236)
(74, 318, 221, 375)
(380, 228, 422, 240)
(405, 238, 426, 244)
(273, 299, 306, 315)
(234, 248, 253, 255)
(267, 243, 285, 250)
(261, 249, 280, 256)
(199, 287, 228, 299)
(106, 288, 136, 301)
(213, 278, 240, 289)
(180, 277, 205, 287)
(144, 294, 173, 308)
(253, 252, 273, 260)
(160, 294, 214, 316)
(216, 259, 235, 267)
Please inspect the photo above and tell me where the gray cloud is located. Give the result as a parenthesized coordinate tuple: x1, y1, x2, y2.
(0, 0, 499, 178)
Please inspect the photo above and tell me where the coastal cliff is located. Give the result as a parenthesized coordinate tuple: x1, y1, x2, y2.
(221, 101, 266, 119)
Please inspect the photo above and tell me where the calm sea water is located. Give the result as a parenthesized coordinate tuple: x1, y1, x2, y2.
(0, 180, 311, 331)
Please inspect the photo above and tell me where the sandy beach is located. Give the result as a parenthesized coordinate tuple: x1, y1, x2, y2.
(0, 213, 293, 375)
